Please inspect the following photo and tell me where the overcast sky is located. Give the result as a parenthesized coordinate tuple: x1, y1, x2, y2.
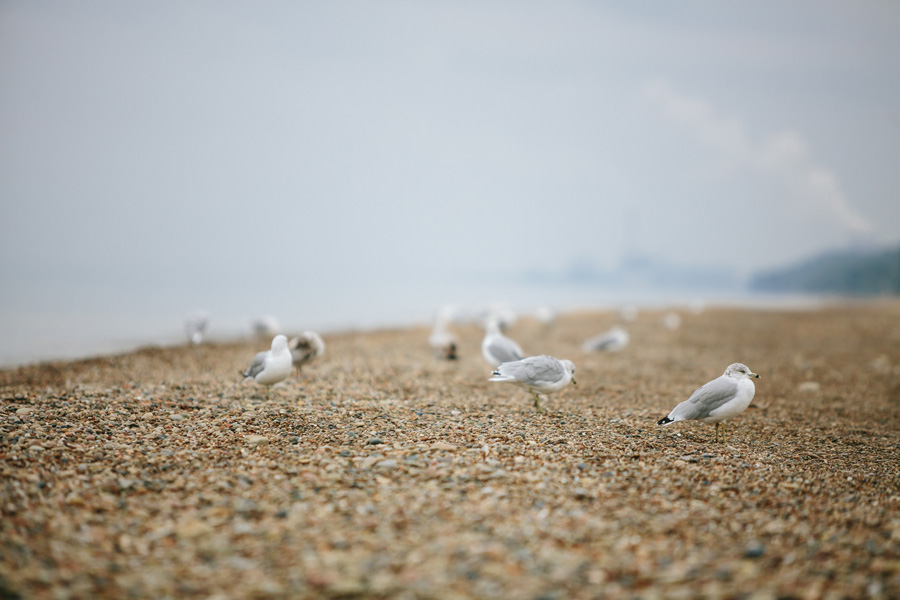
(2, 1, 899, 359)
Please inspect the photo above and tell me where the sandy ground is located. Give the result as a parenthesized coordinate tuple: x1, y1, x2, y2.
(2, 304, 900, 599)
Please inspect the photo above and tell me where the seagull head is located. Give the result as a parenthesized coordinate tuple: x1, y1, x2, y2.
(271, 335, 288, 352)
(725, 362, 759, 379)
(562, 359, 577, 385)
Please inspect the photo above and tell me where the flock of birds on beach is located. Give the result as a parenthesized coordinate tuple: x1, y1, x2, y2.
(184, 305, 759, 443)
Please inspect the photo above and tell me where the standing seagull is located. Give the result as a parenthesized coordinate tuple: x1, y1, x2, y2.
(657, 363, 760, 443)
(482, 319, 525, 367)
(241, 335, 293, 398)
(582, 325, 629, 353)
(490, 355, 576, 412)
(289, 331, 326, 374)
(184, 310, 210, 345)
(428, 317, 458, 360)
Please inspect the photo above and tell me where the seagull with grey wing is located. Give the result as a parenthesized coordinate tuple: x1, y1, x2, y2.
(490, 355, 576, 412)
(240, 334, 293, 399)
(657, 362, 760, 443)
(482, 319, 525, 367)
(582, 325, 629, 353)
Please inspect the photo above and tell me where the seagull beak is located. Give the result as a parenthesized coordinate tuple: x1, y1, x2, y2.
(571, 378, 577, 385)
(750, 372, 760, 378)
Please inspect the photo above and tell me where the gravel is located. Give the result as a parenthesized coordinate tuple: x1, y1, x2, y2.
(2, 305, 899, 599)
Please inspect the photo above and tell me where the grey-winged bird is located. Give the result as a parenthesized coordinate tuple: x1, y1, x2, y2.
(657, 362, 760, 443)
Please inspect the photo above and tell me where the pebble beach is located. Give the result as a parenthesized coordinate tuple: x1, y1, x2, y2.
(2, 304, 900, 599)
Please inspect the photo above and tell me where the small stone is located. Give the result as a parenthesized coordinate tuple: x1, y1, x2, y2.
(429, 441, 457, 451)
(234, 498, 258, 514)
(65, 493, 85, 506)
(176, 519, 212, 538)
(327, 580, 366, 596)
(15, 407, 33, 416)
(744, 543, 765, 558)
(376, 459, 398, 469)
(367, 438, 383, 445)
(871, 355, 891, 372)
(361, 456, 381, 469)
(573, 488, 595, 501)
(798, 381, 821, 393)
(244, 435, 270, 446)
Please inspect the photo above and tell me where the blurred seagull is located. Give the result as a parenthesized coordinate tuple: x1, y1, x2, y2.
(490, 355, 576, 412)
(482, 319, 525, 367)
(289, 331, 326, 373)
(250, 315, 281, 338)
(620, 304, 639, 322)
(482, 303, 517, 331)
(428, 317, 458, 360)
(662, 312, 682, 330)
(657, 363, 760, 443)
(240, 334, 292, 398)
(535, 306, 556, 328)
(184, 310, 210, 345)
(582, 325, 629, 353)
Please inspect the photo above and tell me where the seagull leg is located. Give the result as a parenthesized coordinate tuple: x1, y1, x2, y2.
(722, 423, 727, 444)
(530, 390, 544, 413)
(714, 423, 720, 443)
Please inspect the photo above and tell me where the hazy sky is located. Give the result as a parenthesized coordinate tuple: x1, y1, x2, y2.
(2, 1, 899, 360)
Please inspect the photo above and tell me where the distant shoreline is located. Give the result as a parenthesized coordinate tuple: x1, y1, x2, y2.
(2, 292, 883, 371)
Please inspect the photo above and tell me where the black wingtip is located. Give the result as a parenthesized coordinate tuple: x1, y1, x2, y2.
(657, 416, 673, 426)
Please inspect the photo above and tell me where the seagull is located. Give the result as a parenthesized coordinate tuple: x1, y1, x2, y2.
(240, 334, 292, 398)
(657, 362, 760, 443)
(250, 315, 281, 338)
(619, 304, 639, 322)
(582, 325, 629, 353)
(289, 331, 325, 373)
(490, 355, 576, 412)
(482, 319, 525, 367)
(428, 317, 458, 360)
(184, 311, 210, 345)
(535, 306, 556, 328)
(482, 303, 517, 331)
(662, 312, 682, 330)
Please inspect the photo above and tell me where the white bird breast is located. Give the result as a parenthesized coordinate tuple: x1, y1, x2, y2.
(702, 377, 756, 424)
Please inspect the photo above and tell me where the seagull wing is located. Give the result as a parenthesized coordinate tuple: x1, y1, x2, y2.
(493, 356, 563, 385)
(670, 375, 739, 421)
(520, 356, 565, 385)
(242, 351, 267, 379)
